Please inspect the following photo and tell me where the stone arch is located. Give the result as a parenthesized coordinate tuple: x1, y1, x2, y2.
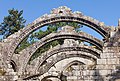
(20, 44, 101, 74)
(6, 6, 110, 64)
(62, 60, 85, 72)
(62, 60, 86, 79)
(18, 31, 102, 73)
(39, 60, 92, 81)
(23, 52, 96, 80)
(36, 50, 97, 72)
(52, 57, 94, 73)
(33, 45, 100, 72)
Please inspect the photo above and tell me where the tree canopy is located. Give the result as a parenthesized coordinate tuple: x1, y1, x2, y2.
(0, 8, 26, 38)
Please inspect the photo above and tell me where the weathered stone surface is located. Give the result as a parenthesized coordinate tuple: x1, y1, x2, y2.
(0, 6, 120, 81)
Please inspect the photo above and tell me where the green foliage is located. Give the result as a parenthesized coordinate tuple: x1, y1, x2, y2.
(15, 37, 31, 54)
(29, 40, 59, 62)
(0, 8, 26, 38)
(28, 22, 82, 62)
(30, 22, 82, 40)
(30, 25, 58, 40)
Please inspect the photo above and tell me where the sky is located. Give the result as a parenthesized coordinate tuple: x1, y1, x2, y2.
(0, 0, 120, 39)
